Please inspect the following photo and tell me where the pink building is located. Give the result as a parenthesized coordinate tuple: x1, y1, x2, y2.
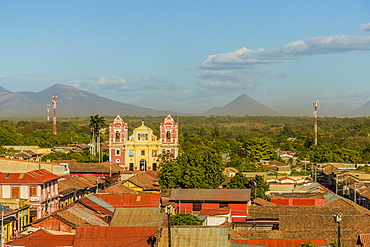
(169, 189, 251, 222)
(0, 169, 60, 220)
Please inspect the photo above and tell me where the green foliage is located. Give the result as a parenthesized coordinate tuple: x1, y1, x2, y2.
(290, 169, 309, 176)
(227, 174, 269, 199)
(301, 241, 316, 247)
(170, 212, 201, 226)
(158, 149, 225, 189)
(357, 165, 370, 171)
(241, 138, 275, 162)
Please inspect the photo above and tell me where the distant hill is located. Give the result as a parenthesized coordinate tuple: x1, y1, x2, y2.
(0, 84, 170, 118)
(345, 101, 370, 117)
(202, 94, 280, 116)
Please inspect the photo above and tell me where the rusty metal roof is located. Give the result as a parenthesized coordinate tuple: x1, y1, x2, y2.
(231, 239, 327, 247)
(170, 189, 251, 202)
(358, 234, 370, 247)
(0, 169, 59, 185)
(157, 226, 230, 247)
(110, 207, 165, 227)
(94, 193, 161, 208)
(73, 226, 157, 247)
(6, 229, 74, 247)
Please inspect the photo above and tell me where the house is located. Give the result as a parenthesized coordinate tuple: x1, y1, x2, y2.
(0, 198, 30, 234)
(0, 204, 17, 244)
(58, 176, 92, 209)
(238, 194, 370, 246)
(78, 194, 115, 217)
(110, 207, 166, 227)
(269, 193, 326, 206)
(169, 189, 251, 222)
(94, 193, 161, 208)
(98, 183, 136, 194)
(358, 233, 370, 247)
(0, 157, 69, 176)
(54, 160, 122, 180)
(156, 226, 230, 247)
(198, 207, 232, 226)
(29, 203, 109, 233)
(0, 169, 60, 220)
(73, 226, 158, 247)
(109, 114, 179, 170)
(5, 229, 75, 247)
(122, 171, 160, 193)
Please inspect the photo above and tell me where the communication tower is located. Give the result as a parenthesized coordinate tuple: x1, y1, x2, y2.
(52, 94, 58, 134)
(46, 104, 50, 122)
(313, 100, 319, 145)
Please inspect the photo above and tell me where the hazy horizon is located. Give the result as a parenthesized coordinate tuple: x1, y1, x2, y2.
(1, 1, 370, 117)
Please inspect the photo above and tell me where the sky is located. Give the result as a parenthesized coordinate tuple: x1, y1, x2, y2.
(1, 0, 370, 116)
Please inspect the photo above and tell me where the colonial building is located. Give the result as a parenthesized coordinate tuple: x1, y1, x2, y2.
(109, 114, 178, 171)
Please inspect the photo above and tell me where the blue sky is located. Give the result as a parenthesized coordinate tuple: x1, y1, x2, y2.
(1, 0, 370, 116)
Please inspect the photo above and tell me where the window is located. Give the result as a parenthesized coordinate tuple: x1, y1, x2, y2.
(129, 163, 134, 171)
(193, 203, 202, 211)
(30, 186, 37, 197)
(116, 149, 120, 156)
(166, 131, 171, 139)
(152, 150, 157, 157)
(115, 131, 120, 140)
(12, 187, 20, 198)
(116, 159, 120, 164)
(220, 203, 228, 208)
(141, 150, 145, 156)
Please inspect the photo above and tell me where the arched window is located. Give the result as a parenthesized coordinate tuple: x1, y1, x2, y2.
(166, 131, 171, 139)
(115, 131, 120, 140)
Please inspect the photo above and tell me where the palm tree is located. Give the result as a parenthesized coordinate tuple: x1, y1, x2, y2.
(89, 115, 106, 158)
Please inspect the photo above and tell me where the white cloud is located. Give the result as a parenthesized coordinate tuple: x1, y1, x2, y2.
(197, 34, 370, 92)
(359, 22, 370, 31)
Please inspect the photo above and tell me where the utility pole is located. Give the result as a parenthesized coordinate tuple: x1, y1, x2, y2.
(166, 205, 173, 247)
(334, 214, 342, 247)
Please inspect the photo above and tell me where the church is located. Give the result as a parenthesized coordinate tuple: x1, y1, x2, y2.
(108, 114, 179, 171)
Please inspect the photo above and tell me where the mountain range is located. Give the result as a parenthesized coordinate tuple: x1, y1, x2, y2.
(0, 84, 369, 118)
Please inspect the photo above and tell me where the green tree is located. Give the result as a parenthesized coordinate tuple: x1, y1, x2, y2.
(170, 212, 201, 226)
(301, 241, 316, 247)
(89, 115, 106, 157)
(158, 149, 225, 189)
(227, 174, 269, 199)
(242, 138, 275, 162)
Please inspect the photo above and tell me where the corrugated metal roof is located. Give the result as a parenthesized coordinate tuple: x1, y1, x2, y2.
(157, 227, 230, 247)
(110, 207, 165, 227)
(94, 193, 161, 208)
(6, 229, 74, 247)
(0, 169, 59, 184)
(83, 194, 115, 213)
(73, 226, 157, 247)
(359, 233, 370, 247)
(66, 204, 108, 226)
(170, 189, 251, 202)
